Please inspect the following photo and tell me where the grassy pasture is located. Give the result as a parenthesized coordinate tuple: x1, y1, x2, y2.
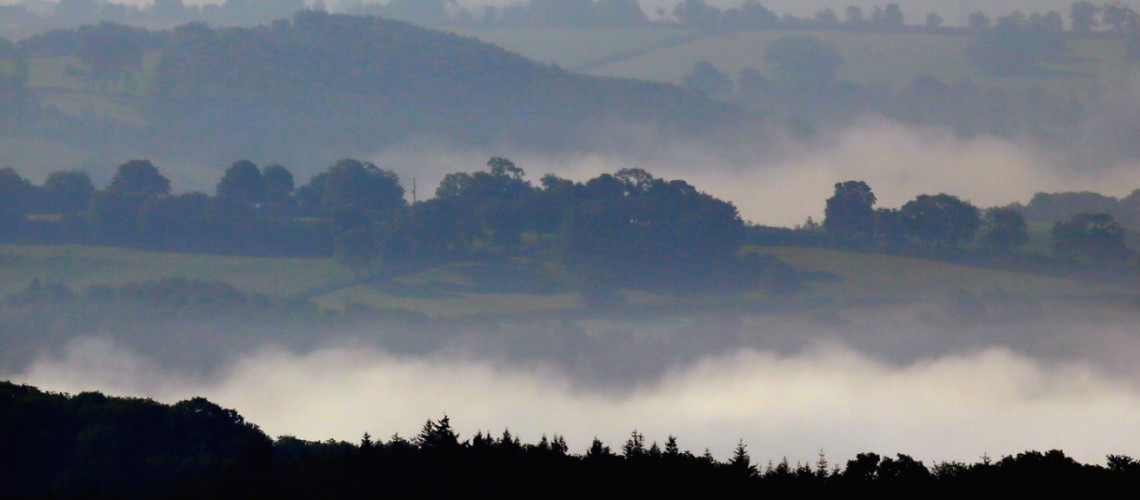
(0, 245, 353, 297)
(0, 243, 1130, 319)
(313, 260, 579, 316)
(751, 245, 1131, 302)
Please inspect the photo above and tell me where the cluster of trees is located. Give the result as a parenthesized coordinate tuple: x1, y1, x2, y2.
(368, 0, 651, 29)
(0, 156, 774, 293)
(817, 181, 1133, 265)
(6, 380, 1140, 498)
(1016, 190, 1140, 227)
(672, 1, 908, 32)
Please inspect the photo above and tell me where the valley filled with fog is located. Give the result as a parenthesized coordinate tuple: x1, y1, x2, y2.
(3, 1, 1140, 477)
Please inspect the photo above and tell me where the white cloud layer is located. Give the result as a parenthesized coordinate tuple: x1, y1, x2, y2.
(10, 336, 1140, 466)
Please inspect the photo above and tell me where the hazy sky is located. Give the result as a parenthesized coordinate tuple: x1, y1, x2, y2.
(11, 1, 1140, 26)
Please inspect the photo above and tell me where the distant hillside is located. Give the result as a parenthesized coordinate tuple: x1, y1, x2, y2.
(146, 12, 755, 164)
(3, 13, 760, 172)
(456, 27, 1134, 94)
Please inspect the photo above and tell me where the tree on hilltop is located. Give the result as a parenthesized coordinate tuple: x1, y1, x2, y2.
(900, 193, 980, 248)
(824, 180, 876, 243)
(1051, 212, 1130, 263)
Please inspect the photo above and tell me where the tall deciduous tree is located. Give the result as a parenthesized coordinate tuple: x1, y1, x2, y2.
(1051, 212, 1130, 262)
(216, 160, 266, 204)
(317, 159, 405, 215)
(979, 206, 1029, 253)
(824, 180, 876, 242)
(42, 170, 94, 213)
(899, 193, 981, 247)
(108, 159, 171, 197)
(0, 167, 33, 237)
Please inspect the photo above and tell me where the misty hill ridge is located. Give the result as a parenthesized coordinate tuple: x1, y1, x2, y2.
(142, 11, 752, 164)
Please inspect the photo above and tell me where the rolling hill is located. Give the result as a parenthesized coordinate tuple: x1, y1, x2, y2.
(5, 12, 758, 178)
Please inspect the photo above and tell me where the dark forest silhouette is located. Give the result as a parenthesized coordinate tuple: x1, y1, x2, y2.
(3, 380, 1139, 498)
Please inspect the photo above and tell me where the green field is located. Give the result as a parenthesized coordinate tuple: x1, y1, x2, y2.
(2, 244, 1129, 319)
(756, 246, 1131, 304)
(0, 245, 354, 298)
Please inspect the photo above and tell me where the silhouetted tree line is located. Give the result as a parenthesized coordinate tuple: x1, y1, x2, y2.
(5, 380, 1140, 498)
(0, 156, 791, 293)
(752, 180, 1135, 269)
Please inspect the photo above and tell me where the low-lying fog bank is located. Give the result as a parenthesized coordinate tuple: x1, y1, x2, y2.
(360, 116, 1140, 229)
(8, 317, 1140, 466)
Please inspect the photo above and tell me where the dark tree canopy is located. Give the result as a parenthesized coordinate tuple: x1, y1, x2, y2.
(216, 159, 266, 204)
(108, 159, 171, 197)
(563, 173, 744, 290)
(899, 193, 981, 247)
(824, 180, 876, 241)
(0, 166, 32, 235)
(42, 170, 94, 213)
(1051, 212, 1131, 263)
(316, 159, 406, 214)
(979, 206, 1029, 253)
(261, 164, 295, 210)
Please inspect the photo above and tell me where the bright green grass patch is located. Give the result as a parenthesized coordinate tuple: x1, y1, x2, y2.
(0, 245, 354, 297)
(750, 245, 1130, 302)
